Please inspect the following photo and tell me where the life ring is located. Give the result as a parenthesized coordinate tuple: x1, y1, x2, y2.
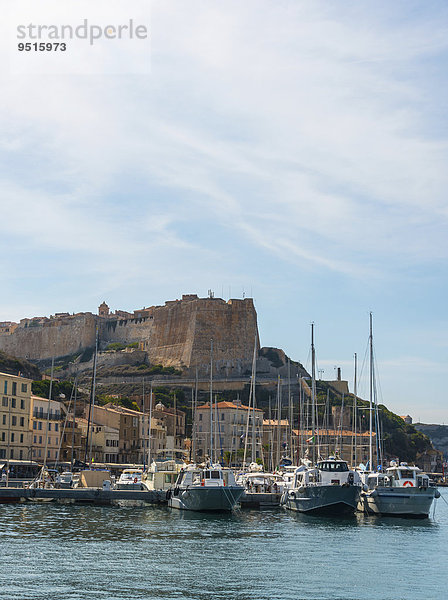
(134, 477, 138, 484)
(403, 481, 414, 487)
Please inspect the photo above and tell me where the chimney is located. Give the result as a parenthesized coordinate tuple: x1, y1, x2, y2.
(337, 367, 341, 381)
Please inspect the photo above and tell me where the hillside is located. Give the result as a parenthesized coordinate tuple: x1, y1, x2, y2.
(414, 423, 448, 459)
(0, 350, 41, 380)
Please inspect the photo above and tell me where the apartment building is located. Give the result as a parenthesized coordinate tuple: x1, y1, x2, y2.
(0, 372, 32, 461)
(195, 400, 264, 463)
(77, 417, 120, 463)
(29, 395, 64, 462)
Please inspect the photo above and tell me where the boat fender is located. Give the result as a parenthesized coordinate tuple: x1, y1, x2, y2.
(403, 481, 414, 487)
(289, 491, 296, 498)
(435, 490, 441, 499)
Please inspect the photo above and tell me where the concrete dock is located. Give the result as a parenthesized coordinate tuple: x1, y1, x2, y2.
(0, 486, 167, 505)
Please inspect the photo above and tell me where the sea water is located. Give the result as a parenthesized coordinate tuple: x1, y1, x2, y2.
(1, 490, 447, 600)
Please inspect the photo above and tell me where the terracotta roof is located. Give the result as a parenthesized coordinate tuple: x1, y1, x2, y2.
(292, 429, 376, 438)
(197, 401, 263, 412)
(263, 419, 289, 426)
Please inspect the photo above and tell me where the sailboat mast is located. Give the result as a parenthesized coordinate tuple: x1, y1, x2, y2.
(88, 328, 99, 463)
(353, 353, 358, 467)
(250, 334, 257, 463)
(147, 383, 153, 467)
(369, 312, 373, 470)
(311, 323, 316, 465)
(41, 354, 55, 481)
(209, 338, 213, 462)
(142, 378, 146, 469)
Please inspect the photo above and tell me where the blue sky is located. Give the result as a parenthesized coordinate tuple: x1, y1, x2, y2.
(1, 1, 448, 422)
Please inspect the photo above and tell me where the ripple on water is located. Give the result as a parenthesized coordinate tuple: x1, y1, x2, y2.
(0, 493, 447, 600)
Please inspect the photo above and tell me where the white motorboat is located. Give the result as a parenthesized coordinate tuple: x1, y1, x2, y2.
(281, 456, 362, 515)
(358, 461, 440, 518)
(167, 463, 245, 512)
(141, 459, 182, 491)
(115, 468, 143, 490)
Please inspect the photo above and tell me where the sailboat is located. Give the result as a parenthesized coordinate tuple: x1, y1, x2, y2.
(357, 314, 440, 518)
(281, 324, 362, 515)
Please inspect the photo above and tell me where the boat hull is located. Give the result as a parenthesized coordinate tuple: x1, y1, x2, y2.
(282, 484, 360, 515)
(358, 487, 438, 518)
(168, 485, 245, 512)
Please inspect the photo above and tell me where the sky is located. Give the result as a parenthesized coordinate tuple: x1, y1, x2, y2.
(1, 1, 447, 423)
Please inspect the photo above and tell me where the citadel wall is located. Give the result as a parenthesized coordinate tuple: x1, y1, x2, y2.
(0, 295, 259, 374)
(0, 313, 97, 361)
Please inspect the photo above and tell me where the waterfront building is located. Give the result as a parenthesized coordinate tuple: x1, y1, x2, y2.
(195, 400, 264, 463)
(76, 418, 120, 463)
(29, 395, 64, 462)
(0, 372, 32, 461)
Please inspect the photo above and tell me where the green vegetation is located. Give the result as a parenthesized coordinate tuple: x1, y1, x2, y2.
(31, 379, 81, 401)
(99, 364, 182, 377)
(0, 351, 41, 380)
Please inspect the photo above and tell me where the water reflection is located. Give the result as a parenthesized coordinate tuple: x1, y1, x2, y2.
(0, 497, 447, 600)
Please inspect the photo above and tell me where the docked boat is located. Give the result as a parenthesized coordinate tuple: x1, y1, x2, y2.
(115, 468, 143, 490)
(167, 463, 245, 512)
(357, 461, 440, 518)
(237, 465, 285, 508)
(281, 456, 362, 515)
(141, 459, 182, 491)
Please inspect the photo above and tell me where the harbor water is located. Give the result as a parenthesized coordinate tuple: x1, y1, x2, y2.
(1, 490, 448, 600)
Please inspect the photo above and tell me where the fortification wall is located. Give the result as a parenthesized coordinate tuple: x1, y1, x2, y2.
(100, 317, 154, 346)
(0, 314, 97, 360)
(0, 296, 260, 373)
(144, 298, 199, 368)
(189, 298, 259, 376)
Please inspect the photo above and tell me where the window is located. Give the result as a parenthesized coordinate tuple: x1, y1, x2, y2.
(221, 413, 224, 420)
(20, 434, 23, 443)
(48, 423, 52, 431)
(20, 400, 25, 410)
(21, 384, 27, 393)
(55, 423, 58, 432)
(33, 421, 37, 430)
(3, 381, 7, 394)
(11, 433, 15, 442)
(12, 416, 17, 426)
(38, 422, 42, 430)
(1, 432, 5, 441)
(2, 415, 5, 425)
(19, 450, 23, 459)
(199, 414, 202, 421)
(34, 435, 37, 443)
(39, 436, 42, 444)
(11, 398, 16, 408)
(20, 417, 24, 427)
(0, 449, 5, 459)
(2, 397, 7, 407)
(12, 382, 17, 396)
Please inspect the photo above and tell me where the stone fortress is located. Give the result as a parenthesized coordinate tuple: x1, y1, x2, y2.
(0, 294, 263, 377)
